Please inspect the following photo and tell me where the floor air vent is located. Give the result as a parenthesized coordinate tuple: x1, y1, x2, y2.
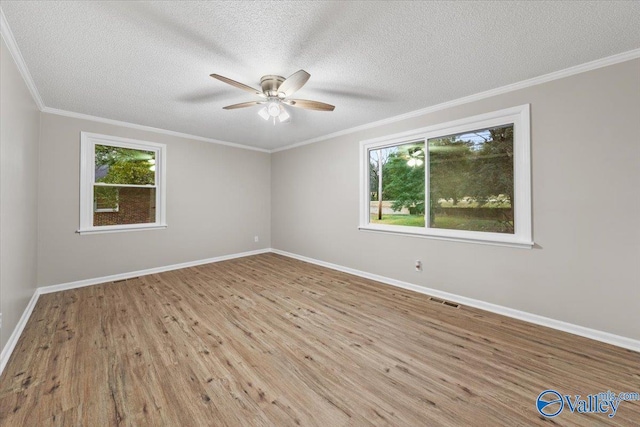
(113, 277, 139, 283)
(429, 297, 460, 308)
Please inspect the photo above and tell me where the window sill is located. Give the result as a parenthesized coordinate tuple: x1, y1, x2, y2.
(77, 224, 167, 235)
(358, 225, 533, 249)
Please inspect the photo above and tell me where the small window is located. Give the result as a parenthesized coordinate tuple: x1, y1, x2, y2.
(79, 132, 166, 234)
(360, 105, 531, 248)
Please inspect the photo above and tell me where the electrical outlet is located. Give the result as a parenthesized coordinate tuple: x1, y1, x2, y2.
(415, 260, 422, 271)
(254, 235, 259, 243)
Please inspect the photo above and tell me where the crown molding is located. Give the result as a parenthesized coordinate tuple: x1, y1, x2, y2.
(271, 48, 640, 153)
(0, 7, 45, 110)
(41, 107, 270, 153)
(3, 2, 638, 154)
(1, 6, 268, 154)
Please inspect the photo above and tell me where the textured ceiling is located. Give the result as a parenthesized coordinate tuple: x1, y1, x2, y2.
(2, 1, 640, 150)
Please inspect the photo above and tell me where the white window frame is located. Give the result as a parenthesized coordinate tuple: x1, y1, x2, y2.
(78, 132, 167, 235)
(359, 104, 532, 248)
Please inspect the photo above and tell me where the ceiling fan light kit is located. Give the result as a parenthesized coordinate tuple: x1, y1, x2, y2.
(210, 70, 335, 125)
(257, 101, 290, 124)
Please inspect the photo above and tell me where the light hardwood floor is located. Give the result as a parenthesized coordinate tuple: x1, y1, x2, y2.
(1, 253, 638, 426)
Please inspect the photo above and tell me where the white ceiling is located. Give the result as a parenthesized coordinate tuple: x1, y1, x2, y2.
(2, 1, 640, 150)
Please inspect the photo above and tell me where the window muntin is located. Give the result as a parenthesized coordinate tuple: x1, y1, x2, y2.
(79, 133, 166, 234)
(359, 105, 531, 248)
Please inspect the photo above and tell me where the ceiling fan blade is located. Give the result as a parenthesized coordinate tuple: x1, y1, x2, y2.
(223, 101, 265, 110)
(283, 99, 335, 111)
(210, 74, 266, 98)
(277, 70, 310, 97)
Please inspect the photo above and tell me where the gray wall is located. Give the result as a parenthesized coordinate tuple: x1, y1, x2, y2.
(37, 113, 271, 286)
(272, 59, 640, 340)
(0, 36, 40, 350)
(2, 36, 638, 355)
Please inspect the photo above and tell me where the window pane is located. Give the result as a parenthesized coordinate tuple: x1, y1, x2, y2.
(93, 186, 156, 226)
(369, 141, 425, 227)
(94, 186, 119, 212)
(428, 124, 514, 234)
(95, 144, 156, 185)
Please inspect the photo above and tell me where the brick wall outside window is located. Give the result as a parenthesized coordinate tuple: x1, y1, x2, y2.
(94, 187, 155, 226)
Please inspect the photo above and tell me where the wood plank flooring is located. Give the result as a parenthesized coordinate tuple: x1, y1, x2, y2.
(1, 253, 638, 426)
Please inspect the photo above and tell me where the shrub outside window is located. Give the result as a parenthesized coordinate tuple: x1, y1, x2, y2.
(79, 132, 167, 234)
(360, 105, 531, 248)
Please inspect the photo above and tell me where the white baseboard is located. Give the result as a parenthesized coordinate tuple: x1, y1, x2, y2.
(271, 249, 640, 353)
(2, 246, 636, 378)
(38, 248, 271, 294)
(0, 248, 270, 376)
(0, 289, 40, 375)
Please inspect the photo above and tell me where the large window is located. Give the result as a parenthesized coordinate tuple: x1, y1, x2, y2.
(360, 105, 531, 247)
(79, 132, 167, 234)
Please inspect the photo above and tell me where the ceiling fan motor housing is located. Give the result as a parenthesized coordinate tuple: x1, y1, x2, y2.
(260, 75, 285, 97)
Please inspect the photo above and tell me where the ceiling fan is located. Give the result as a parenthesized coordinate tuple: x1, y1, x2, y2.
(210, 70, 335, 123)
